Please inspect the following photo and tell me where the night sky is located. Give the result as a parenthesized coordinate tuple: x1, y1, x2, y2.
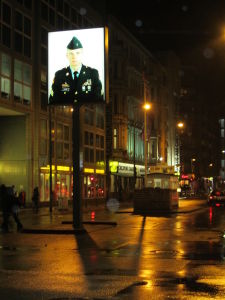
(88, 0, 225, 106)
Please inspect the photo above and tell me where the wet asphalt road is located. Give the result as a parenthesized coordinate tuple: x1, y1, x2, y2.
(0, 199, 225, 299)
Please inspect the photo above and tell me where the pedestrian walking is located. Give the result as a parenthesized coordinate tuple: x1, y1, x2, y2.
(0, 184, 23, 232)
(18, 186, 26, 208)
(32, 187, 39, 213)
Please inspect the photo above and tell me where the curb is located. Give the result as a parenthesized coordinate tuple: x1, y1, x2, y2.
(21, 227, 87, 234)
(62, 220, 117, 226)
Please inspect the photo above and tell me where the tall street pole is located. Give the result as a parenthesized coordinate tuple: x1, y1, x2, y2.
(49, 105, 53, 213)
(143, 73, 151, 187)
(143, 73, 148, 187)
(144, 109, 148, 187)
(72, 103, 83, 229)
(133, 122, 136, 189)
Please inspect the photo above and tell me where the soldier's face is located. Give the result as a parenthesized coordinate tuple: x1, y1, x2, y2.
(66, 48, 83, 68)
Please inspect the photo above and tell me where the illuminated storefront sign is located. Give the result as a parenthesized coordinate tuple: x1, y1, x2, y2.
(40, 165, 70, 172)
(84, 168, 94, 173)
(150, 165, 175, 174)
(109, 161, 119, 173)
(109, 161, 145, 177)
(96, 169, 104, 174)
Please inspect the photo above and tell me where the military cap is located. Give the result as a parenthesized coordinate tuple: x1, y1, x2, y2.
(67, 36, 83, 49)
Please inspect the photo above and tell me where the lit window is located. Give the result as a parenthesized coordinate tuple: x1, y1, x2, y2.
(113, 128, 117, 149)
(14, 59, 32, 105)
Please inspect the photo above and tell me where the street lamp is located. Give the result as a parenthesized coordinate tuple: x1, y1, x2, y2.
(143, 102, 151, 187)
(176, 121, 185, 177)
(191, 158, 196, 173)
(177, 121, 184, 129)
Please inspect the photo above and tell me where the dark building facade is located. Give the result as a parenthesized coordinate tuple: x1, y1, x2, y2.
(0, 0, 180, 204)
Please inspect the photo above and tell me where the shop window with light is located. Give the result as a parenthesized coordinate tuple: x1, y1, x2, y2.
(0, 53, 11, 100)
(113, 128, 118, 149)
(14, 59, 31, 105)
(40, 119, 48, 155)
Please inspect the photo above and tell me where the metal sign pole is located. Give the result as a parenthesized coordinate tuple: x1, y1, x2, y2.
(72, 103, 83, 229)
(49, 105, 53, 213)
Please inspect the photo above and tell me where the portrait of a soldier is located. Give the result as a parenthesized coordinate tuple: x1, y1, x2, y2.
(49, 36, 103, 105)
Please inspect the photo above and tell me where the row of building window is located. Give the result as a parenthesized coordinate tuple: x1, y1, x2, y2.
(0, 2, 32, 57)
(40, 140, 105, 163)
(0, 52, 31, 105)
(41, 0, 93, 29)
(84, 131, 104, 148)
(40, 119, 105, 162)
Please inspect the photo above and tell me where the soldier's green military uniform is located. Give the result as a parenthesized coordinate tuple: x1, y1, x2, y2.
(49, 36, 103, 105)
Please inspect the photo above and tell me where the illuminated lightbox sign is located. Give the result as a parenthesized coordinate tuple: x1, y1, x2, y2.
(48, 27, 107, 105)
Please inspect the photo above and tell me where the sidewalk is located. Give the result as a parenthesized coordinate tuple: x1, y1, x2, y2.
(1, 197, 207, 234)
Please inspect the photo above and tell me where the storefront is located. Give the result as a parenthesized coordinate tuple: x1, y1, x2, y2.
(83, 168, 105, 199)
(40, 164, 105, 203)
(109, 161, 145, 199)
(40, 165, 71, 202)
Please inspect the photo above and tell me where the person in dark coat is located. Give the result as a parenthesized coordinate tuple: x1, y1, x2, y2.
(49, 36, 103, 105)
(32, 187, 39, 213)
(0, 184, 23, 232)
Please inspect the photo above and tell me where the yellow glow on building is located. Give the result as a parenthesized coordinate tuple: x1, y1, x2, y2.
(40, 165, 70, 172)
(84, 168, 94, 173)
(96, 169, 105, 174)
(109, 161, 118, 173)
(57, 166, 70, 171)
(96, 161, 105, 167)
(40, 165, 55, 171)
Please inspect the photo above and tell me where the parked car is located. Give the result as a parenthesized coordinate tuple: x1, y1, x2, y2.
(208, 190, 225, 206)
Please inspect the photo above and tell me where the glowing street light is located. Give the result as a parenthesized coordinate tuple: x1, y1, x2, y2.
(143, 102, 151, 110)
(143, 102, 152, 187)
(176, 121, 185, 177)
(177, 121, 184, 129)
